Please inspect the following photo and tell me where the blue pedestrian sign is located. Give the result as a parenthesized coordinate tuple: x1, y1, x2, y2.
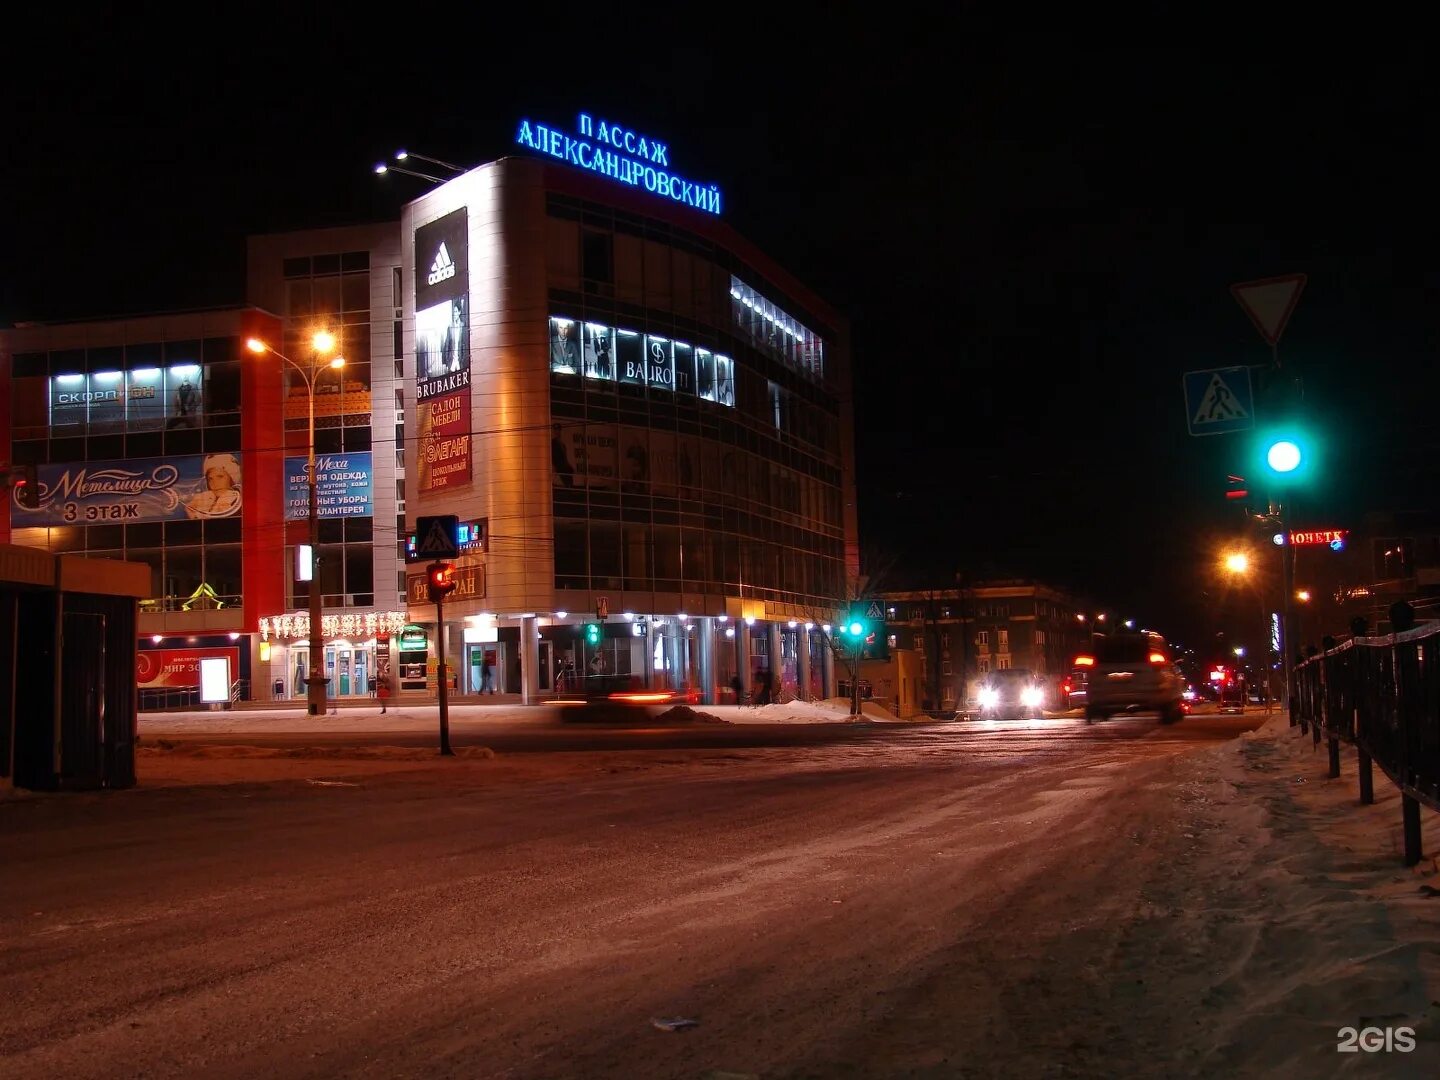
(1183, 367, 1254, 436)
(415, 514, 459, 558)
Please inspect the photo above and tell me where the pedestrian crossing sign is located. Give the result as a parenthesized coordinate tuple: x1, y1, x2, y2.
(1183, 367, 1254, 436)
(415, 514, 459, 557)
(865, 601, 884, 620)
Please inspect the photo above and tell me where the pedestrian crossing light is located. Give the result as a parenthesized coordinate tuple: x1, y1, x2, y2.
(843, 618, 869, 640)
(426, 561, 456, 601)
(585, 622, 602, 646)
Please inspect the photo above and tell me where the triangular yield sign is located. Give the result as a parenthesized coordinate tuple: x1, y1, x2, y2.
(1231, 274, 1306, 346)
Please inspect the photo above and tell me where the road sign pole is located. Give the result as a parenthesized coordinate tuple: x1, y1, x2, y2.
(431, 561, 454, 757)
(850, 633, 863, 717)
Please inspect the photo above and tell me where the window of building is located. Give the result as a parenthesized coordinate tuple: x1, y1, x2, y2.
(977, 657, 990, 673)
(887, 634, 897, 648)
(976, 631, 989, 647)
(1036, 629, 1046, 644)
(998, 629, 1009, 647)
(942, 660, 953, 675)
(582, 230, 613, 284)
(996, 655, 1011, 670)
(911, 606, 925, 620)
(913, 634, 924, 652)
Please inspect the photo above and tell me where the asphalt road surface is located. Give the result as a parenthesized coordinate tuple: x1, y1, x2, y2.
(2, 712, 1310, 1078)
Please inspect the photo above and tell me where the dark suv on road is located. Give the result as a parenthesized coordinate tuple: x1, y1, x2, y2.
(1084, 631, 1184, 724)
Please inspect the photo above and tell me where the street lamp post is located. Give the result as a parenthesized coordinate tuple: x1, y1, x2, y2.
(247, 333, 343, 716)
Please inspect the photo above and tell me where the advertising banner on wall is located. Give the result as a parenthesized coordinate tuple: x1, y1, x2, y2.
(414, 206, 472, 493)
(284, 452, 374, 519)
(11, 453, 243, 526)
(415, 207, 470, 403)
(551, 422, 617, 490)
(137, 647, 240, 689)
(417, 389, 472, 492)
(49, 363, 203, 430)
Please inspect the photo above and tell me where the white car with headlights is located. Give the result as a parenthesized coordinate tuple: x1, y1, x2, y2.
(976, 668, 1046, 720)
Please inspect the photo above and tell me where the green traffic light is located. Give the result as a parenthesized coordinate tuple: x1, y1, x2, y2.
(1266, 440, 1302, 473)
(846, 620, 867, 638)
(1258, 429, 1313, 482)
(585, 623, 601, 645)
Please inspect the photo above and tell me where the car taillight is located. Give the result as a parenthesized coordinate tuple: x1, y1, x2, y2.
(1074, 655, 1094, 667)
(1062, 681, 1071, 693)
(1148, 652, 1167, 664)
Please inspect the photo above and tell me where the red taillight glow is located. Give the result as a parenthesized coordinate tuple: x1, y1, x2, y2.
(1074, 655, 1094, 667)
(609, 691, 674, 704)
(1148, 652, 1167, 664)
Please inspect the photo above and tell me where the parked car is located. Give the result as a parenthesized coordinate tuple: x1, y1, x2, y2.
(977, 668, 1047, 720)
(1084, 631, 1185, 724)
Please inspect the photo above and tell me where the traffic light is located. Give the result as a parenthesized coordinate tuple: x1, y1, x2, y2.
(1257, 429, 1314, 482)
(426, 561, 456, 601)
(842, 617, 869, 641)
(585, 622, 602, 646)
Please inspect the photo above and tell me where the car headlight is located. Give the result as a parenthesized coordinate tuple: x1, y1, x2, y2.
(1021, 687, 1043, 708)
(978, 687, 999, 708)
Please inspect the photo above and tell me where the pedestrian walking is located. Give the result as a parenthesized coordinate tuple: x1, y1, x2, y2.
(755, 667, 773, 706)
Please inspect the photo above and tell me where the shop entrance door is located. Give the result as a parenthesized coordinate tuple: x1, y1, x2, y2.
(468, 643, 504, 694)
(329, 647, 349, 696)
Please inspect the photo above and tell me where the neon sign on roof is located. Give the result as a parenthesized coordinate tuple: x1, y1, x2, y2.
(515, 113, 722, 215)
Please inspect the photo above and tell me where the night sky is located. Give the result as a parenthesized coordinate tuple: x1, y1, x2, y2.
(5, 13, 1433, 644)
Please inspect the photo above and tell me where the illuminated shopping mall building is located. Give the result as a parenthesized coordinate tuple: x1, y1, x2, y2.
(1, 112, 858, 705)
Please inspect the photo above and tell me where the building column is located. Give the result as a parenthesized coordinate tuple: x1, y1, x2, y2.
(768, 622, 783, 695)
(823, 633, 837, 699)
(697, 617, 715, 705)
(797, 626, 812, 702)
(738, 621, 753, 699)
(520, 615, 540, 705)
(665, 622, 682, 688)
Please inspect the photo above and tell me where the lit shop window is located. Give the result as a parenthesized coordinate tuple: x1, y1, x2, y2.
(729, 275, 824, 381)
(549, 316, 732, 406)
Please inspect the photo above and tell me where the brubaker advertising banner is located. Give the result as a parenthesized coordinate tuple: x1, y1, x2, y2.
(414, 206, 472, 491)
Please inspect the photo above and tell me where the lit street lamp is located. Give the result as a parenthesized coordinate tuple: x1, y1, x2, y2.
(1222, 547, 1273, 706)
(246, 332, 344, 716)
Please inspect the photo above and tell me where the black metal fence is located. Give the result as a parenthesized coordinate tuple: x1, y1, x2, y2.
(1292, 623, 1440, 865)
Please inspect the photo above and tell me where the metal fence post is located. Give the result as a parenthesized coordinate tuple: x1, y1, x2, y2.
(1403, 794, 1423, 867)
(1357, 746, 1374, 805)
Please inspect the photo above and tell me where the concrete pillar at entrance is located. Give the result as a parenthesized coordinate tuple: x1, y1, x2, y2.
(697, 617, 715, 705)
(520, 616, 541, 705)
(668, 622, 685, 690)
(797, 627, 812, 702)
(768, 622, 782, 696)
(738, 621, 753, 699)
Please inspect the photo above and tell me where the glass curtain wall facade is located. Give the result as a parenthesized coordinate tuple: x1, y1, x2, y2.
(5, 334, 247, 610)
(545, 194, 847, 612)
